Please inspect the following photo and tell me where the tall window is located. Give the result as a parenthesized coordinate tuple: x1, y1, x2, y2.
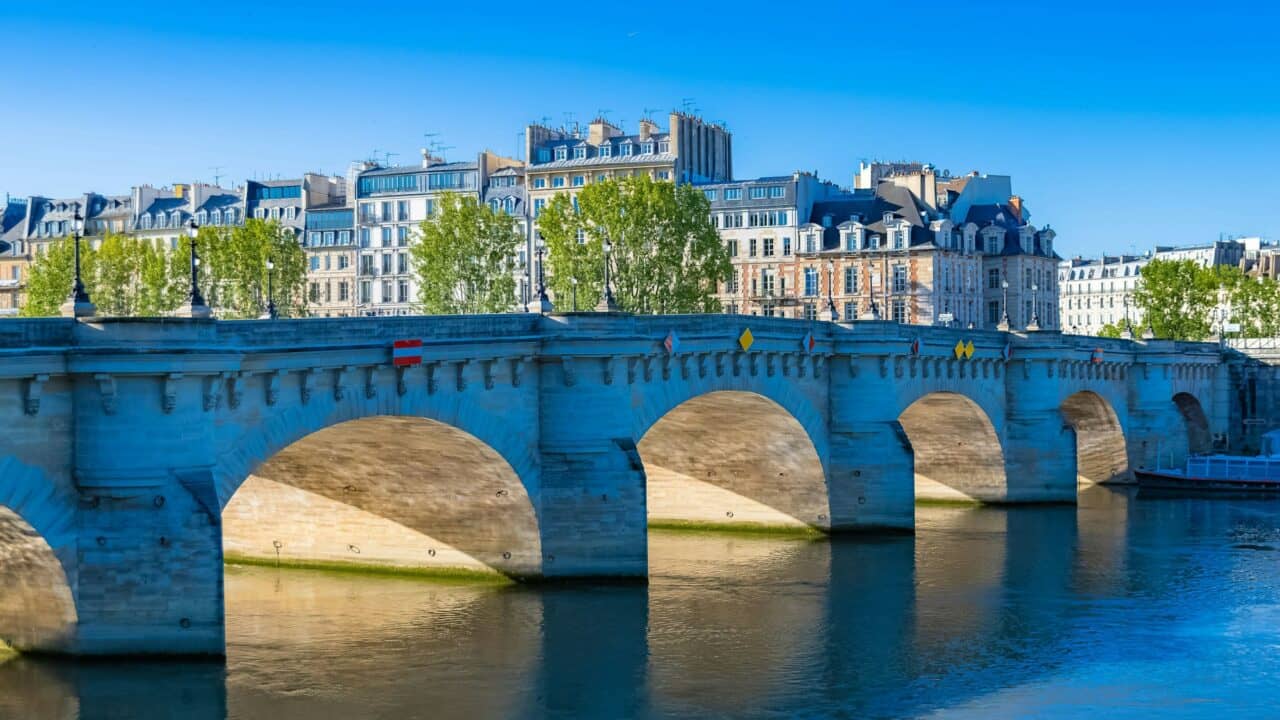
(399, 281, 409, 303)
(360, 227, 371, 247)
(892, 265, 907, 293)
(988, 268, 1001, 289)
(397, 226, 409, 246)
(397, 201, 409, 221)
(804, 233, 817, 253)
(843, 302, 856, 321)
(381, 201, 392, 220)
(763, 238, 774, 257)
(749, 238, 758, 257)
(360, 281, 371, 304)
(804, 267, 819, 296)
(381, 227, 392, 247)
(803, 303, 817, 320)
(726, 239, 738, 257)
(782, 237, 791, 256)
(761, 271, 775, 296)
(844, 267, 858, 294)
(988, 300, 1001, 324)
(891, 299, 907, 323)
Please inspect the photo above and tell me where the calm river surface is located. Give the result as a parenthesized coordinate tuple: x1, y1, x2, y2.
(4, 485, 1280, 719)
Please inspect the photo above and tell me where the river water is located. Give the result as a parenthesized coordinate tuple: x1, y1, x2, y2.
(3, 485, 1280, 719)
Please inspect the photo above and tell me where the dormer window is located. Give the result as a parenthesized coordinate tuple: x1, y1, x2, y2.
(641, 142, 654, 154)
(619, 142, 634, 157)
(658, 141, 669, 153)
(196, 211, 208, 225)
(892, 231, 905, 250)
(573, 146, 586, 160)
(504, 198, 515, 214)
(598, 144, 611, 158)
(211, 210, 221, 224)
(883, 212, 894, 224)
(554, 146, 567, 161)
(537, 148, 551, 163)
(141, 214, 152, 229)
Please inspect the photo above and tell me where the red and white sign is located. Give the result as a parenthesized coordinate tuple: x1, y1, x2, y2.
(1092, 347, 1104, 364)
(393, 339, 423, 367)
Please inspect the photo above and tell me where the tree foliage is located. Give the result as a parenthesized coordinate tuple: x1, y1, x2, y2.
(1134, 258, 1280, 340)
(411, 193, 522, 314)
(18, 220, 306, 318)
(1096, 322, 1125, 339)
(538, 175, 730, 313)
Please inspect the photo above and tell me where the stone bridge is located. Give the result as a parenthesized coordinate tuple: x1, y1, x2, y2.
(0, 314, 1236, 656)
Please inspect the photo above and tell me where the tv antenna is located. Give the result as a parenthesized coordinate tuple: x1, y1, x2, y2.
(680, 97, 696, 113)
(596, 109, 612, 123)
(209, 166, 225, 186)
(381, 151, 399, 166)
(642, 107, 659, 120)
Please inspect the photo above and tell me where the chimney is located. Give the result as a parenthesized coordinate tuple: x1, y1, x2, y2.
(1008, 195, 1023, 222)
(638, 118, 659, 141)
(588, 118, 621, 145)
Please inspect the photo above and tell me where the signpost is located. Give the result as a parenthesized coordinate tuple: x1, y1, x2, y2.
(392, 339, 423, 367)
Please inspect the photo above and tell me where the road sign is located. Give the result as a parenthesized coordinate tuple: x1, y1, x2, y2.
(1224, 322, 1242, 333)
(738, 328, 754, 351)
(938, 312, 954, 323)
(392, 339, 422, 367)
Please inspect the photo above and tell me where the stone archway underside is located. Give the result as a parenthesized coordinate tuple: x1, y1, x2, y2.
(1061, 392, 1130, 484)
(0, 506, 76, 653)
(899, 393, 1007, 502)
(1174, 393, 1213, 456)
(222, 416, 541, 578)
(638, 392, 830, 530)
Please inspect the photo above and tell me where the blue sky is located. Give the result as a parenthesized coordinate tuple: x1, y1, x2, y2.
(3, 1, 1278, 256)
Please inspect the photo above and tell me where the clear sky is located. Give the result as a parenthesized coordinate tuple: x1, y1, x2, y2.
(3, 1, 1278, 257)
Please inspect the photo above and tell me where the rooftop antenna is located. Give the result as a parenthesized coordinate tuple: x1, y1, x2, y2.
(369, 148, 384, 165)
(642, 107, 660, 121)
(680, 97, 696, 113)
(382, 151, 399, 167)
(209, 166, 225, 186)
(435, 145, 456, 162)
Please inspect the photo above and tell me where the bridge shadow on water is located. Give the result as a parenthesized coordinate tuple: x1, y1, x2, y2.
(4, 484, 1279, 718)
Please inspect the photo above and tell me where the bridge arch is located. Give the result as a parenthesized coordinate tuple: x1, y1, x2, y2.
(635, 387, 830, 532)
(0, 459, 78, 653)
(1060, 391, 1131, 484)
(1173, 392, 1213, 456)
(898, 392, 1008, 502)
(214, 386, 543, 580)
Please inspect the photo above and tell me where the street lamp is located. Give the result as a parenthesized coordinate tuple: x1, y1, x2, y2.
(526, 237, 552, 314)
(570, 276, 578, 312)
(60, 210, 95, 318)
(264, 257, 278, 320)
(179, 219, 212, 319)
(1028, 282, 1041, 330)
(826, 259, 838, 321)
(596, 239, 619, 312)
(998, 278, 1011, 331)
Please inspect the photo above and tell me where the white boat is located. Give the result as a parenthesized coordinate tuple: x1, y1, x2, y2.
(1135, 430, 1280, 493)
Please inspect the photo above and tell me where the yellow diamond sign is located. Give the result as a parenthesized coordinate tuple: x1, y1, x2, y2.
(964, 340, 975, 359)
(953, 340, 965, 359)
(738, 328, 754, 351)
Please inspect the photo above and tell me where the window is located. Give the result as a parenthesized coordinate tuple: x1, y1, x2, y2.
(381, 227, 392, 247)
(397, 226, 409, 246)
(532, 177, 548, 189)
(309, 282, 319, 302)
(338, 282, 349, 301)
(533, 199, 545, 217)
(550, 176, 564, 188)
(891, 299, 906, 324)
(749, 238, 758, 257)
(308, 231, 321, 246)
(397, 201, 409, 221)
(658, 141, 670, 153)
(537, 148, 551, 163)
(398, 281, 409, 303)
(761, 270, 775, 296)
(381, 281, 392, 303)
(724, 188, 742, 200)
(892, 265, 907, 293)
(750, 187, 768, 199)
(554, 146, 567, 161)
(381, 254, 392, 273)
(381, 201, 392, 220)
(803, 303, 817, 321)
(988, 300, 1001, 324)
(573, 175, 585, 187)
(804, 267, 819, 296)
(323, 231, 335, 245)
(726, 270, 739, 294)
(1024, 267, 1033, 289)
(782, 237, 792, 256)
(398, 253, 408, 274)
(573, 146, 586, 160)
(338, 255, 349, 270)
(844, 267, 858, 294)
(619, 143, 633, 156)
(769, 186, 784, 199)
(641, 142, 654, 154)
(656, 171, 670, 180)
(596, 173, 607, 183)
(598, 144, 611, 158)
(988, 268, 1001, 290)
(726, 239, 738, 257)
(360, 281, 371, 304)
(360, 228, 371, 247)
(804, 233, 817, 254)
(309, 256, 320, 271)
(704, 189, 717, 201)
(763, 238, 774, 257)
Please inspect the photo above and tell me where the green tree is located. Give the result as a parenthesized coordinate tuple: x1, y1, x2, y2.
(190, 219, 308, 318)
(411, 193, 522, 314)
(1133, 259, 1219, 340)
(19, 237, 82, 317)
(1096, 322, 1125, 339)
(1225, 272, 1280, 338)
(539, 175, 730, 314)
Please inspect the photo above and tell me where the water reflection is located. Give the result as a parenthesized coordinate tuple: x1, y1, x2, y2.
(5, 486, 1280, 719)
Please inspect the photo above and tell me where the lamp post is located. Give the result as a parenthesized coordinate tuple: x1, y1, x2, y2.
(60, 211, 95, 318)
(570, 276, 578, 312)
(1121, 294, 1133, 339)
(1028, 282, 1041, 330)
(264, 257, 278, 320)
(826, 259, 838, 321)
(526, 237, 552, 313)
(596, 239, 619, 312)
(178, 219, 212, 319)
(998, 277, 1011, 331)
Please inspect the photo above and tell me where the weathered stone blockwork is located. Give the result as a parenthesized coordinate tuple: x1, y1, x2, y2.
(0, 314, 1238, 655)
